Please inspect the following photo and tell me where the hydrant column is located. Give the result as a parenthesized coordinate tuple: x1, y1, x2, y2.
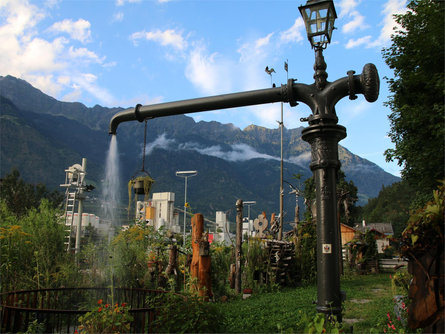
(302, 122, 346, 321)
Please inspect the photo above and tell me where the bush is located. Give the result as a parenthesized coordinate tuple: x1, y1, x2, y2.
(147, 292, 223, 333)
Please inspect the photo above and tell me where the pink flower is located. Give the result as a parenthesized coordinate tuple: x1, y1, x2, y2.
(391, 324, 396, 330)
(387, 312, 391, 319)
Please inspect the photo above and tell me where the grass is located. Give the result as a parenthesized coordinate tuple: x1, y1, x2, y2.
(216, 273, 397, 333)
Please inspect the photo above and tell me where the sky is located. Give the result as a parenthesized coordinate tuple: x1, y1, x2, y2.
(0, 0, 407, 177)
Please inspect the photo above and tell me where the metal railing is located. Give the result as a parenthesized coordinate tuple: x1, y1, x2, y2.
(0, 287, 168, 333)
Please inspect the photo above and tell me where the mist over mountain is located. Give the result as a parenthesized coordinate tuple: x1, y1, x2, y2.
(0, 75, 399, 222)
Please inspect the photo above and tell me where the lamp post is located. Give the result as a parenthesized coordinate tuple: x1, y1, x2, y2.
(297, 0, 378, 321)
(176, 170, 198, 246)
(243, 200, 256, 228)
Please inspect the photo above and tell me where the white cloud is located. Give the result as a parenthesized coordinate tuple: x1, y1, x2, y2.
(0, 0, 116, 106)
(146, 133, 175, 155)
(344, 0, 406, 49)
(279, 18, 304, 44)
(70, 73, 115, 105)
(68, 46, 104, 63)
(288, 152, 311, 167)
(337, 0, 359, 17)
(185, 42, 233, 95)
(116, 0, 141, 6)
(342, 11, 368, 34)
(181, 142, 280, 162)
(376, 0, 406, 45)
(146, 133, 311, 167)
(112, 12, 124, 22)
(130, 29, 187, 50)
(340, 100, 372, 124)
(48, 19, 92, 44)
(345, 35, 372, 49)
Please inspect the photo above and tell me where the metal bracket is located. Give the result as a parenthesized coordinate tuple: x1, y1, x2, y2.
(134, 103, 144, 122)
(347, 70, 357, 100)
(286, 78, 298, 107)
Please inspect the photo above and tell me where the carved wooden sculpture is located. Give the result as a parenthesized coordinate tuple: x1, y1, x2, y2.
(191, 214, 212, 299)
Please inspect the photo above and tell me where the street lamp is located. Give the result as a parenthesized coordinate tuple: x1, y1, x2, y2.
(243, 201, 256, 223)
(176, 170, 198, 246)
(296, 0, 378, 321)
(299, 0, 337, 49)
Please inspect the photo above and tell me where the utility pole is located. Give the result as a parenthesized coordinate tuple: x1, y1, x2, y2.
(278, 101, 284, 240)
(235, 199, 243, 294)
(75, 158, 87, 255)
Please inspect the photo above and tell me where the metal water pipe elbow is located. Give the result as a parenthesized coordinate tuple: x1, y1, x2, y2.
(109, 105, 144, 135)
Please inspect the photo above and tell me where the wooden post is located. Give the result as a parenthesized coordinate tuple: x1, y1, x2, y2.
(190, 213, 212, 299)
(165, 244, 179, 291)
(191, 214, 203, 289)
(235, 199, 243, 294)
(199, 232, 212, 299)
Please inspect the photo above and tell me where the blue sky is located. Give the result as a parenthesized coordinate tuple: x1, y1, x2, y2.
(0, 0, 407, 176)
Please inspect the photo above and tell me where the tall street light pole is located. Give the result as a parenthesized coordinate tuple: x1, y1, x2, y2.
(176, 170, 198, 246)
(297, 0, 379, 321)
(243, 200, 256, 233)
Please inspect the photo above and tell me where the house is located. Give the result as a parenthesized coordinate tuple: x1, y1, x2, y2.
(355, 221, 394, 254)
(340, 223, 357, 246)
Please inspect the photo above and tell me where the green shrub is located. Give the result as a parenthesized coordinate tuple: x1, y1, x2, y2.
(148, 292, 223, 333)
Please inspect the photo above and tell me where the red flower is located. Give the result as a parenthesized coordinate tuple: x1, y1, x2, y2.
(387, 312, 391, 319)
(98, 299, 103, 305)
(121, 302, 127, 307)
(74, 330, 78, 334)
(98, 307, 103, 312)
(105, 303, 110, 308)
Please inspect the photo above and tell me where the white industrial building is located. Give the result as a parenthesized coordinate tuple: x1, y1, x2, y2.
(212, 211, 233, 245)
(136, 192, 181, 233)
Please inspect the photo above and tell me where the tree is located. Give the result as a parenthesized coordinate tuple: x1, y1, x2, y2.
(0, 199, 72, 292)
(0, 169, 63, 216)
(383, 0, 444, 202)
(360, 181, 416, 238)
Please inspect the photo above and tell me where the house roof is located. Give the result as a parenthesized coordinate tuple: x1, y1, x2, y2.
(355, 223, 394, 235)
(340, 223, 357, 232)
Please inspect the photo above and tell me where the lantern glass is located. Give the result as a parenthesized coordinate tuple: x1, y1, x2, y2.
(299, 0, 337, 49)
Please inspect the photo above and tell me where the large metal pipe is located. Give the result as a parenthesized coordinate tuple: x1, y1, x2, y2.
(109, 86, 285, 134)
(109, 64, 377, 135)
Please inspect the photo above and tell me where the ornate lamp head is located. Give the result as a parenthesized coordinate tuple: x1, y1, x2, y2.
(299, 0, 337, 49)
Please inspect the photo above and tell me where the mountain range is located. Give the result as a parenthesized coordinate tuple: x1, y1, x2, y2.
(0, 75, 399, 223)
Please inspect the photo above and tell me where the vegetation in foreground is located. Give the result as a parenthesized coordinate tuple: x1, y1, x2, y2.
(216, 273, 412, 333)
